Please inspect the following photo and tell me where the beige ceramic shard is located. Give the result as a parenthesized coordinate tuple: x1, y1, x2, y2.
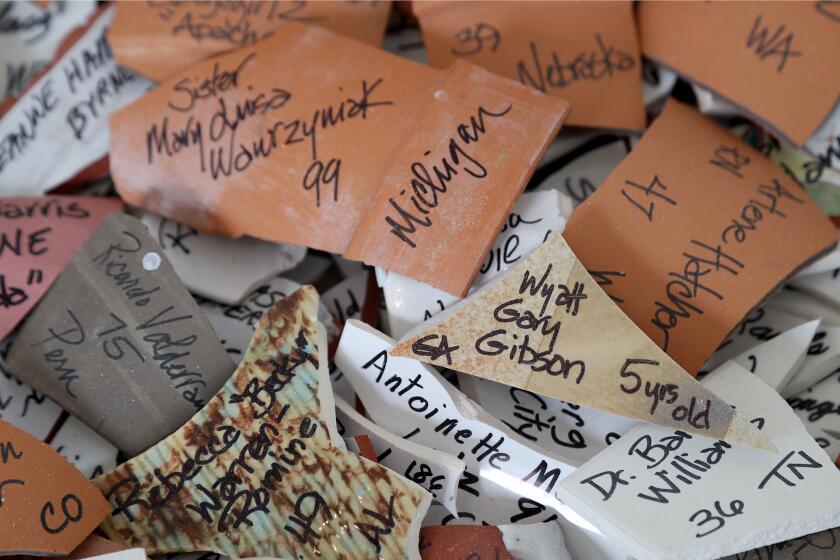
(392, 233, 773, 451)
(95, 286, 431, 558)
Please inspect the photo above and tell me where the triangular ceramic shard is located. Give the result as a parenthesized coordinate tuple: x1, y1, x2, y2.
(733, 320, 819, 392)
(0, 419, 110, 556)
(95, 286, 431, 558)
(5, 213, 236, 457)
(392, 233, 773, 451)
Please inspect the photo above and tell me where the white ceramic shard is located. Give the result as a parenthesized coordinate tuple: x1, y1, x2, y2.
(459, 375, 638, 464)
(732, 320, 820, 392)
(692, 84, 740, 117)
(335, 396, 464, 516)
(558, 361, 840, 560)
(792, 269, 840, 310)
(498, 521, 574, 560)
(704, 306, 840, 398)
(285, 253, 333, 286)
(140, 212, 306, 305)
(534, 139, 630, 208)
(796, 242, 840, 278)
(382, 190, 566, 339)
(335, 320, 629, 560)
(0, 1, 96, 99)
(50, 414, 119, 479)
(0, 5, 152, 195)
(719, 527, 840, 560)
(336, 320, 579, 522)
(768, 289, 840, 327)
(393, 233, 771, 450)
(322, 270, 369, 326)
(0, 359, 62, 439)
(82, 549, 146, 560)
(787, 370, 840, 464)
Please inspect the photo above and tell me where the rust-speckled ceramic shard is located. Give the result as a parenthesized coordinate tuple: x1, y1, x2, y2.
(0, 419, 110, 556)
(95, 286, 431, 557)
(391, 233, 773, 451)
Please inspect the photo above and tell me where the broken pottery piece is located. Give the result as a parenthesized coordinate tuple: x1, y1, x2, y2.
(392, 232, 772, 450)
(140, 211, 306, 305)
(0, 358, 62, 439)
(50, 414, 119, 480)
(414, 1, 644, 131)
(558, 361, 840, 560)
(0, 1, 96, 100)
(95, 286, 431, 557)
(6, 213, 236, 456)
(564, 99, 838, 373)
(0, 6, 152, 195)
(382, 190, 565, 339)
(0, 419, 110, 556)
(0, 196, 121, 340)
(108, 0, 393, 81)
(459, 375, 638, 464)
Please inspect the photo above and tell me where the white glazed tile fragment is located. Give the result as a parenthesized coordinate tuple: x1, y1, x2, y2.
(0, 5, 152, 195)
(0, 1, 97, 100)
(459, 375, 638, 464)
(50, 414, 118, 479)
(335, 396, 464, 516)
(140, 212, 306, 305)
(558, 361, 840, 560)
(335, 320, 627, 560)
(0, 359, 62, 440)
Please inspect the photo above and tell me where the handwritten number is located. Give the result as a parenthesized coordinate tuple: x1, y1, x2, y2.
(620, 175, 676, 222)
(452, 23, 501, 55)
(689, 499, 744, 538)
(40, 494, 83, 534)
(303, 158, 341, 207)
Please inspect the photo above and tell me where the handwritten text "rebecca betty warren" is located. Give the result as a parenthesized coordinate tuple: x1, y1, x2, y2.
(385, 103, 513, 249)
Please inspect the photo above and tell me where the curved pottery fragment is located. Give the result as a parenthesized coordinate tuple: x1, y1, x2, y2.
(95, 286, 431, 558)
(0, 419, 110, 556)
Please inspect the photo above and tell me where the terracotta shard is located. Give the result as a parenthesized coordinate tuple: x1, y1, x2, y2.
(415, 0, 644, 131)
(391, 232, 773, 450)
(5, 213, 235, 456)
(108, 0, 393, 82)
(639, 2, 840, 146)
(419, 525, 513, 560)
(65, 534, 126, 560)
(344, 60, 569, 296)
(95, 286, 431, 557)
(0, 419, 110, 556)
(109, 21, 568, 296)
(563, 99, 838, 374)
(0, 196, 121, 341)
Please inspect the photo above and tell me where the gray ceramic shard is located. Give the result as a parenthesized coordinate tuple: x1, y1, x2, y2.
(6, 213, 236, 456)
